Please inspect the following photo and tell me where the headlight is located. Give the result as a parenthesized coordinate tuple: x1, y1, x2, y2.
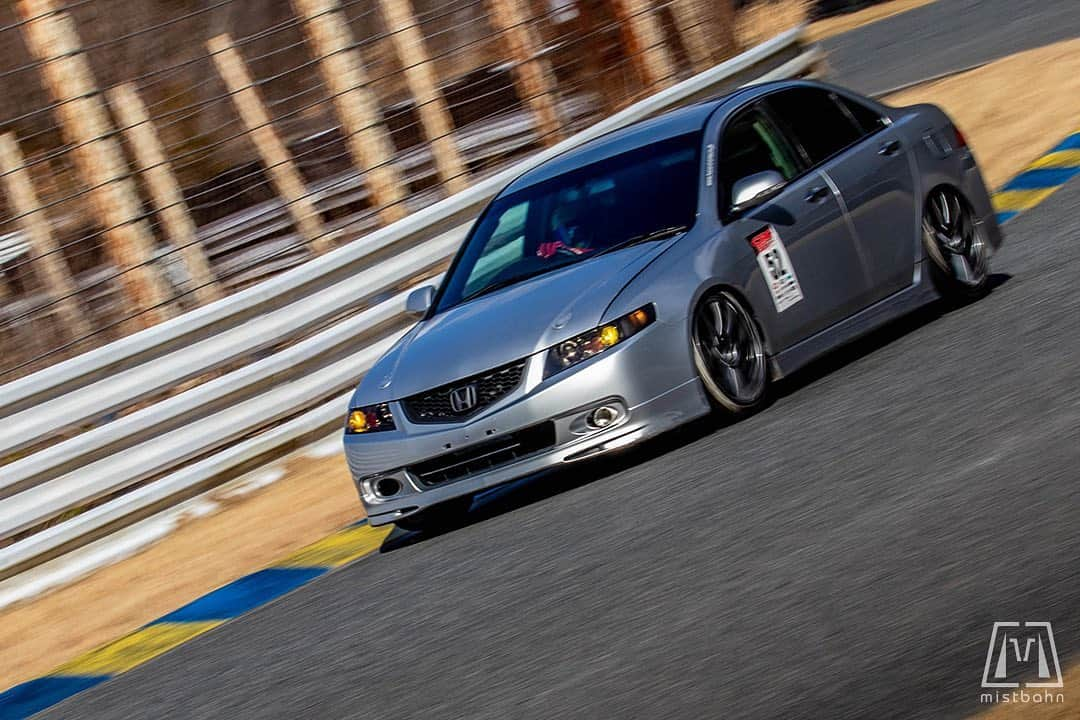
(544, 304, 655, 379)
(345, 402, 396, 434)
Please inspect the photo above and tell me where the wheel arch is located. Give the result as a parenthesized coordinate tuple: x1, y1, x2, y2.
(688, 282, 772, 411)
(688, 280, 777, 359)
(922, 181, 971, 208)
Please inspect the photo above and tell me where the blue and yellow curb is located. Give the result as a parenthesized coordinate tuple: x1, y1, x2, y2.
(993, 131, 1080, 224)
(0, 520, 391, 719)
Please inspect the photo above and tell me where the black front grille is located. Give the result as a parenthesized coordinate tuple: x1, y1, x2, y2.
(401, 359, 526, 424)
(409, 422, 556, 486)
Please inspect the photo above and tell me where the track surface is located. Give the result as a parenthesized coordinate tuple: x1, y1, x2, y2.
(824, 0, 1080, 94)
(47, 159, 1080, 720)
(44, 7, 1080, 719)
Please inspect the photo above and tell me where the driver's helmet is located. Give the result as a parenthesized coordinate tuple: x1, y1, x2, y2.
(538, 188, 594, 258)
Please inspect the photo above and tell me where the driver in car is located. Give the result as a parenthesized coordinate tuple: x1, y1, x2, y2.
(536, 189, 599, 258)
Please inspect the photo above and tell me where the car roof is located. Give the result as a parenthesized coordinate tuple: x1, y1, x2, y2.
(500, 81, 791, 195)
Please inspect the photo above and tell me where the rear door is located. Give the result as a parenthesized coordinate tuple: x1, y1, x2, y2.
(718, 104, 867, 351)
(766, 87, 919, 303)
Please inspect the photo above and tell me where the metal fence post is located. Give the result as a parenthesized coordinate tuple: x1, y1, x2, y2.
(609, 0, 677, 89)
(207, 34, 333, 254)
(108, 83, 222, 305)
(485, 0, 564, 146)
(377, 0, 470, 194)
(0, 133, 93, 342)
(291, 0, 409, 224)
(670, 0, 712, 71)
(17, 0, 173, 326)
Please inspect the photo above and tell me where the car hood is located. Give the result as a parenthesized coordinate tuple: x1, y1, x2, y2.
(354, 239, 675, 403)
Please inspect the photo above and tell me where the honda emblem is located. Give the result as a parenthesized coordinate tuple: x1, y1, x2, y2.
(448, 383, 478, 414)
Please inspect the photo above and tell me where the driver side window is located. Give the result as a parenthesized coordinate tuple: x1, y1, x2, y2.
(718, 106, 802, 215)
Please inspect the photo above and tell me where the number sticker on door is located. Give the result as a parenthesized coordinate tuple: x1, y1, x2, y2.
(749, 226, 803, 312)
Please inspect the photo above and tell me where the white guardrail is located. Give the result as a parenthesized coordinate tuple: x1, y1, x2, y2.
(0, 28, 821, 582)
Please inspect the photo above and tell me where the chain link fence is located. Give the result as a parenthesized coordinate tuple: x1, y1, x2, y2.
(0, 0, 804, 382)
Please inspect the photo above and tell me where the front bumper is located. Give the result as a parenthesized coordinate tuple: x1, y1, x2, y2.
(343, 316, 711, 526)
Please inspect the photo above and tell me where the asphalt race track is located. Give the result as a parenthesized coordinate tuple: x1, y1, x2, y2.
(42, 6, 1080, 719)
(824, 0, 1080, 94)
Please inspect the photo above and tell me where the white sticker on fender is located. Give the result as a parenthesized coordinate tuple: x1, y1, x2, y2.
(750, 225, 803, 312)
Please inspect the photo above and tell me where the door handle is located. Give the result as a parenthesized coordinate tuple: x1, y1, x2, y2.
(878, 139, 902, 156)
(804, 185, 829, 203)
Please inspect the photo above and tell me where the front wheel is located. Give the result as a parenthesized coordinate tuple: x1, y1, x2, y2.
(922, 187, 990, 300)
(691, 290, 768, 414)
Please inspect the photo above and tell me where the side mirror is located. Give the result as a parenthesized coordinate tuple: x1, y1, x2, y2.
(405, 285, 435, 319)
(730, 170, 786, 215)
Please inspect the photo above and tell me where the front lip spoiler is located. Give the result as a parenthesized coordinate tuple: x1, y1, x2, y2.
(364, 414, 663, 527)
(562, 426, 648, 462)
(365, 424, 652, 526)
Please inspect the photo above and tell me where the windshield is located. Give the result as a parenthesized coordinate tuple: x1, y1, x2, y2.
(433, 132, 701, 313)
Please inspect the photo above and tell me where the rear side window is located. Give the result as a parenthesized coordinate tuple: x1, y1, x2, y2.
(765, 87, 863, 165)
(836, 94, 888, 135)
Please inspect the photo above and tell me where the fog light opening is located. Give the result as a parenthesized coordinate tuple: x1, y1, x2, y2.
(373, 477, 402, 499)
(588, 405, 619, 429)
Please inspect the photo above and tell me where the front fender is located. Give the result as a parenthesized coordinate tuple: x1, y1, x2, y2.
(604, 228, 777, 357)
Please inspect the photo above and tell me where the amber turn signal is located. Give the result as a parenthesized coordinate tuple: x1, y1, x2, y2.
(345, 403, 396, 434)
(347, 410, 369, 433)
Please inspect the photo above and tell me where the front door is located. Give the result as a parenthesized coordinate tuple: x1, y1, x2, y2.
(718, 105, 867, 352)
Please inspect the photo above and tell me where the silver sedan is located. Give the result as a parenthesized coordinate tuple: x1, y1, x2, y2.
(343, 79, 1002, 531)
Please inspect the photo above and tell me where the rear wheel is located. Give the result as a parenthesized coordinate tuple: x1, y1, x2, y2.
(922, 187, 989, 300)
(691, 290, 768, 414)
(394, 495, 472, 533)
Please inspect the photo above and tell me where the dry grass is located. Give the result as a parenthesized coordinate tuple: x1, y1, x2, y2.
(806, 0, 939, 42)
(736, 0, 939, 49)
(0, 445, 360, 689)
(884, 37, 1080, 189)
(736, 0, 809, 50)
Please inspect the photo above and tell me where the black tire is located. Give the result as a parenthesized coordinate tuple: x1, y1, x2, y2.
(691, 289, 769, 414)
(394, 496, 473, 533)
(922, 187, 990, 301)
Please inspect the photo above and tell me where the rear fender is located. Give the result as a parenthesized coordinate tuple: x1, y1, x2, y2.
(892, 102, 1003, 252)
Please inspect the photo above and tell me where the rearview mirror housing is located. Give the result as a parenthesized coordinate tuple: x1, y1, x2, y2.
(730, 170, 786, 215)
(405, 285, 435, 319)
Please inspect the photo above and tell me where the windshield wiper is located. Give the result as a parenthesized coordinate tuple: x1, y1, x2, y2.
(598, 224, 689, 256)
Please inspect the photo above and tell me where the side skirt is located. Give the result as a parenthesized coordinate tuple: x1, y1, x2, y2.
(768, 260, 940, 380)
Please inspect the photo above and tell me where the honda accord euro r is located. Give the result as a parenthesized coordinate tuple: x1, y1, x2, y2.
(344, 79, 1002, 531)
